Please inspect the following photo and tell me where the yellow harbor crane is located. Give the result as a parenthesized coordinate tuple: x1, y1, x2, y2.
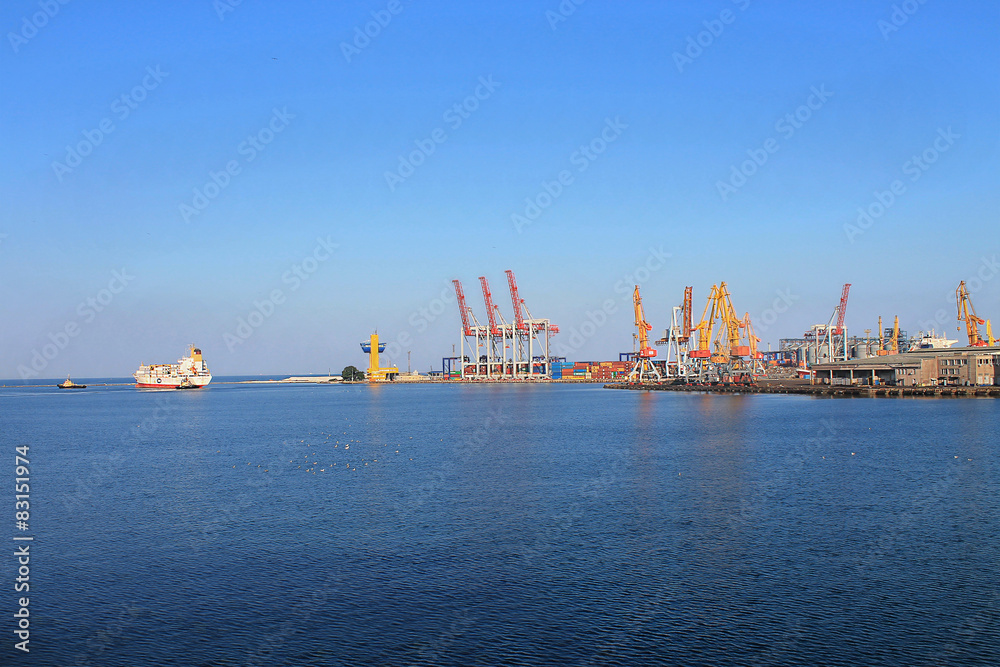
(628, 285, 661, 383)
(687, 282, 758, 383)
(690, 284, 720, 361)
(956, 280, 990, 347)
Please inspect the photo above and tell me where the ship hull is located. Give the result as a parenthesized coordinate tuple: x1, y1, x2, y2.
(134, 376, 211, 389)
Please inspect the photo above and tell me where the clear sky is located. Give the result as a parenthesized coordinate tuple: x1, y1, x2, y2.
(2, 0, 998, 378)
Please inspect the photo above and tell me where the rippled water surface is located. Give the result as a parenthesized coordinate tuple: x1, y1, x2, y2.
(2, 381, 998, 665)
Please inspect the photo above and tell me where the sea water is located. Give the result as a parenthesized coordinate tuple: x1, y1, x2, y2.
(1, 381, 997, 665)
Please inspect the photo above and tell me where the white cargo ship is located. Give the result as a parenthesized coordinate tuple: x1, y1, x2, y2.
(133, 346, 212, 389)
(909, 331, 958, 350)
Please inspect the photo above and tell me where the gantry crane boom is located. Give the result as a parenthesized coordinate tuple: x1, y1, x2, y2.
(956, 280, 987, 346)
(504, 269, 526, 332)
(835, 283, 851, 335)
(452, 279, 475, 336)
(478, 276, 501, 336)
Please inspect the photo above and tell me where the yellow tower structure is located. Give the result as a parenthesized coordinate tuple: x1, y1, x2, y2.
(362, 332, 399, 382)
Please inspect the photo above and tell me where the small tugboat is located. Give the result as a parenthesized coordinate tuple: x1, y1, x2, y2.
(177, 378, 197, 390)
(57, 376, 86, 389)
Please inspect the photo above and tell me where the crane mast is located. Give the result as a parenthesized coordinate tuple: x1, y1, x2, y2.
(681, 286, 693, 342)
(956, 280, 987, 346)
(628, 285, 660, 383)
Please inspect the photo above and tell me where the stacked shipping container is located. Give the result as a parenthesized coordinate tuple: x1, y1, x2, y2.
(555, 360, 631, 381)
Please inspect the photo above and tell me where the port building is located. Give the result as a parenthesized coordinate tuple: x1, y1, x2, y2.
(811, 346, 1000, 387)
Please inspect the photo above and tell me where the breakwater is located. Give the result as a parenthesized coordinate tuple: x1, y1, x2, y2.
(604, 381, 1000, 398)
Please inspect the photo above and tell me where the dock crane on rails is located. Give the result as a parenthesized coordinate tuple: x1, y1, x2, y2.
(743, 313, 765, 377)
(628, 285, 661, 383)
(689, 284, 720, 382)
(691, 285, 719, 359)
(710, 283, 754, 384)
(655, 286, 694, 380)
(453, 279, 485, 378)
(479, 276, 509, 378)
(504, 269, 557, 378)
(816, 283, 851, 362)
(956, 280, 989, 347)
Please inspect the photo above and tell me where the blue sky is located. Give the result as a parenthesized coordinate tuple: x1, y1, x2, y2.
(1, 0, 998, 377)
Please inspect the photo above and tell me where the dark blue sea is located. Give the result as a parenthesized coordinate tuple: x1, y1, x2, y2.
(1, 380, 998, 666)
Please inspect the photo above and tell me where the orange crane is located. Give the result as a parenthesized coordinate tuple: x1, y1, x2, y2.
(743, 312, 764, 375)
(876, 315, 888, 356)
(628, 285, 660, 382)
(690, 284, 720, 359)
(956, 280, 988, 346)
(710, 282, 748, 361)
